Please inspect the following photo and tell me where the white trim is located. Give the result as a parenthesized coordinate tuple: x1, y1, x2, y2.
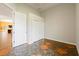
(0, 3, 14, 22)
(28, 37, 76, 45)
(3, 3, 15, 11)
(2, 3, 15, 20)
(44, 37, 76, 45)
(28, 41, 33, 44)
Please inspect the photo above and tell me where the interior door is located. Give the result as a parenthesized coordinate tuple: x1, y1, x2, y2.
(28, 13, 44, 44)
(13, 12, 27, 47)
(31, 20, 40, 43)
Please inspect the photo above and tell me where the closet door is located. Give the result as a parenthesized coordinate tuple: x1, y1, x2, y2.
(31, 19, 40, 43)
(28, 13, 44, 44)
(13, 12, 27, 47)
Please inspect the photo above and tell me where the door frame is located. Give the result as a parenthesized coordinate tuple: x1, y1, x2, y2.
(13, 12, 27, 47)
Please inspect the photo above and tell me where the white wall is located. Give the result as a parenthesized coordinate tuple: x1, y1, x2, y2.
(5, 3, 41, 46)
(15, 4, 40, 16)
(41, 4, 76, 45)
(76, 3, 79, 54)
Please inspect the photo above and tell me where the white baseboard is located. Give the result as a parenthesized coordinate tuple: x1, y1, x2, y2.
(44, 38, 76, 45)
(27, 37, 76, 45)
(28, 41, 34, 44)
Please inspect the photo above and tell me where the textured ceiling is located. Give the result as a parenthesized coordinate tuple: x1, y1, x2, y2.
(26, 3, 61, 12)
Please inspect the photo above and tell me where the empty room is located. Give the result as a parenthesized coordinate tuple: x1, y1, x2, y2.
(0, 3, 79, 56)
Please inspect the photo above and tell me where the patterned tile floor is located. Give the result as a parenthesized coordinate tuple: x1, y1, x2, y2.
(7, 39, 78, 56)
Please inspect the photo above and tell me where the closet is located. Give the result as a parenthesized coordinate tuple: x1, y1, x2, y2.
(28, 13, 44, 44)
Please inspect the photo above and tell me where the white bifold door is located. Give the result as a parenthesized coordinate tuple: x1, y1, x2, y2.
(13, 12, 27, 47)
(13, 12, 44, 47)
(28, 13, 44, 44)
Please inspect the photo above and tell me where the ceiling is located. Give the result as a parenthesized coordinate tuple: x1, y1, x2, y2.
(26, 3, 61, 12)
